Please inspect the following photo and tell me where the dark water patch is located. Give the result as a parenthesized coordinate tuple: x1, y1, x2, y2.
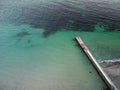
(27, 40, 31, 44)
(14, 31, 30, 38)
(0, 0, 120, 37)
(89, 71, 92, 74)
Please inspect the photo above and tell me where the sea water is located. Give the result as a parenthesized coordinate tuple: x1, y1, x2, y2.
(1, 24, 120, 90)
(0, 0, 120, 90)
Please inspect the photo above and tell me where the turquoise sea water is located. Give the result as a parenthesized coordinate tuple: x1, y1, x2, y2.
(1, 24, 120, 90)
(0, 24, 108, 90)
(0, 0, 120, 90)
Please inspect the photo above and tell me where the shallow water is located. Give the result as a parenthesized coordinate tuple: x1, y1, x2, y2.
(0, 0, 120, 90)
(0, 24, 118, 90)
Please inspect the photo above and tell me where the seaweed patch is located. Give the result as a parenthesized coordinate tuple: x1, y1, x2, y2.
(14, 31, 30, 38)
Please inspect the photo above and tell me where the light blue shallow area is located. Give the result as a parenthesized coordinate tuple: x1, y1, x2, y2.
(0, 24, 111, 90)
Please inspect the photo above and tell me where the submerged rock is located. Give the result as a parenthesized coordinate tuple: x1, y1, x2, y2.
(14, 31, 30, 38)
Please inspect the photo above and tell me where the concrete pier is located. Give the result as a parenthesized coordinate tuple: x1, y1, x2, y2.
(75, 36, 117, 90)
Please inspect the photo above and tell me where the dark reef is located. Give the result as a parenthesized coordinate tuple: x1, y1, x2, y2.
(0, 0, 120, 37)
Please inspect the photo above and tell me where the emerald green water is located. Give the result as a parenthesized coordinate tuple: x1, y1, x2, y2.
(0, 24, 111, 90)
(0, 0, 120, 90)
(1, 23, 120, 90)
